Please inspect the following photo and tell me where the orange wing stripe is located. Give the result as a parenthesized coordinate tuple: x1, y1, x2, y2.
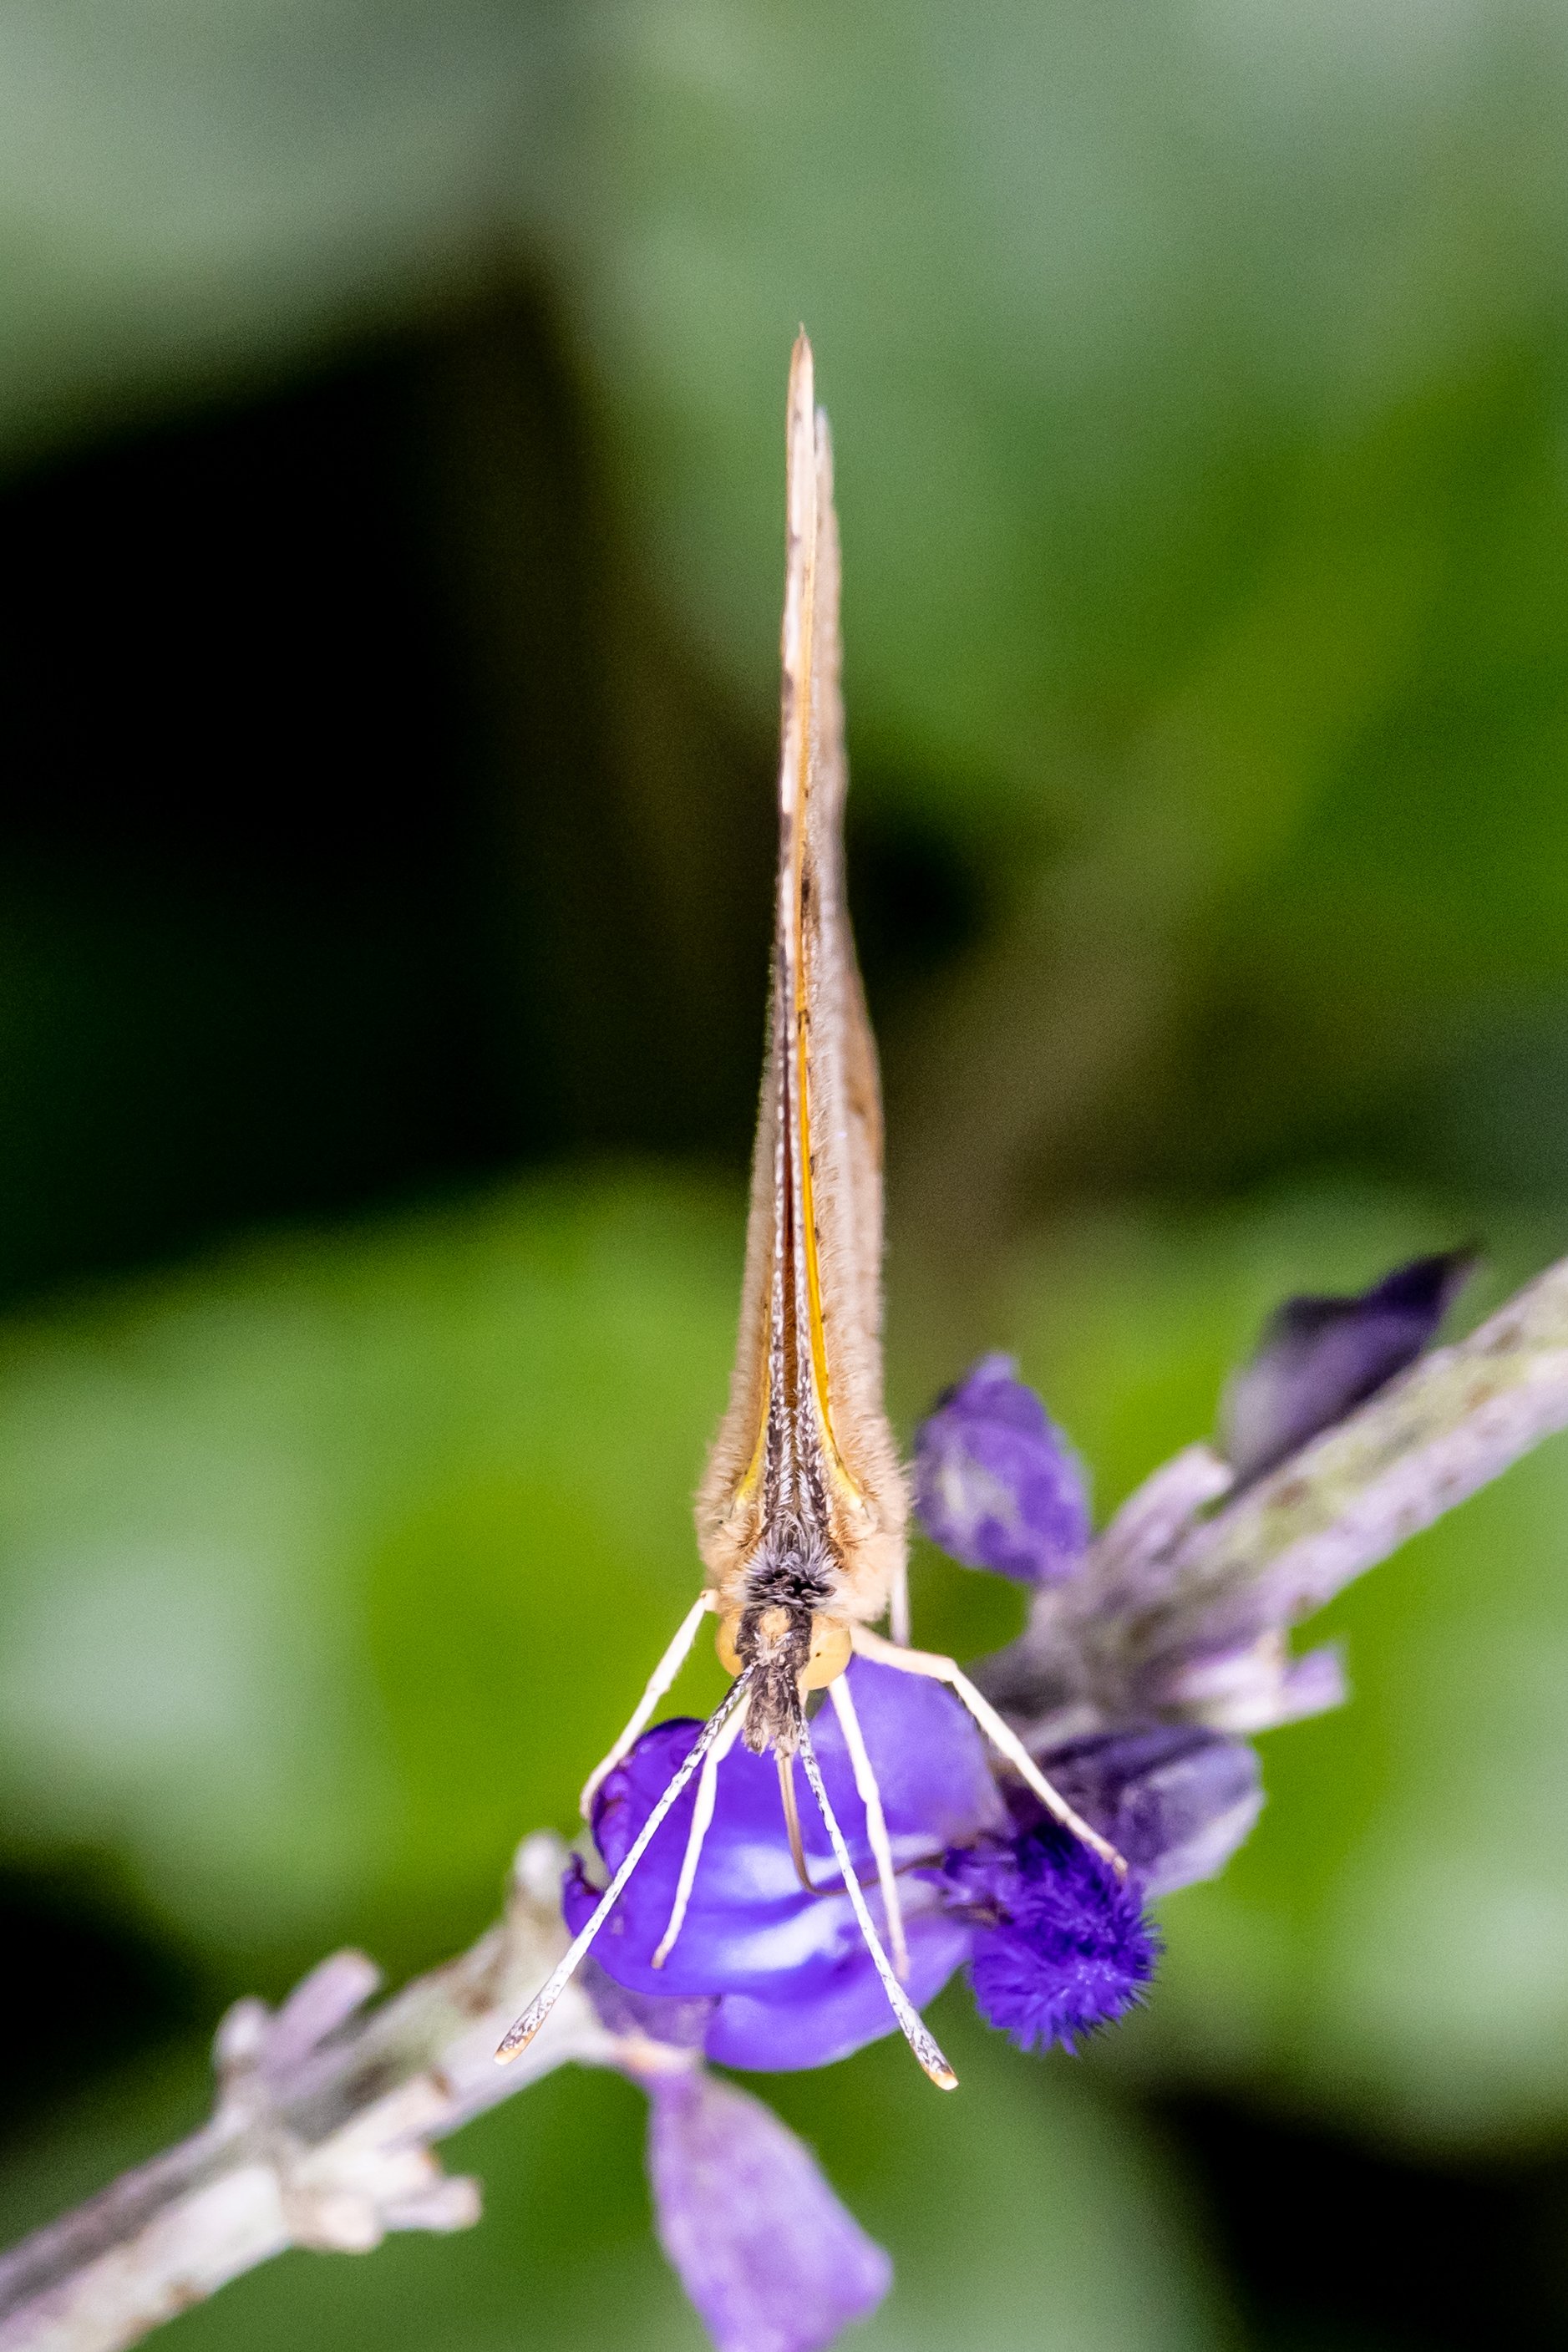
(789, 410, 864, 1515)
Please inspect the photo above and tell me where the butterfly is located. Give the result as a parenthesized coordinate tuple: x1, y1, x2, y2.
(497, 333, 1120, 2089)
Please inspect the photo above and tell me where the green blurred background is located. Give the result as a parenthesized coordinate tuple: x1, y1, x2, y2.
(3, 3, 1568, 2344)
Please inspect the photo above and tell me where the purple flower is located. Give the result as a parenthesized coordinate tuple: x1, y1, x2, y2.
(914, 1353, 1090, 1583)
(556, 1241, 1487, 2351)
(581, 1965, 892, 2352)
(565, 1659, 999, 2070)
(936, 1821, 1159, 2053)
(1221, 1249, 1474, 1485)
(647, 2070, 891, 2352)
(568, 1659, 1160, 2074)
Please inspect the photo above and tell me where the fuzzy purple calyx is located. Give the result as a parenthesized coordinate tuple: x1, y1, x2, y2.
(936, 1820, 1160, 2052)
(914, 1353, 1090, 1584)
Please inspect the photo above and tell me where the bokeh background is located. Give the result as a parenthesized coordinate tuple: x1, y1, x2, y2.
(3, 3, 1568, 2345)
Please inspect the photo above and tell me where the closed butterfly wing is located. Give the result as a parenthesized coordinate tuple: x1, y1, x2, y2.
(696, 333, 906, 1629)
(495, 336, 1103, 2085)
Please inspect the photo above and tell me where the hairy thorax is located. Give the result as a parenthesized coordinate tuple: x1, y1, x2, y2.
(713, 1511, 854, 1751)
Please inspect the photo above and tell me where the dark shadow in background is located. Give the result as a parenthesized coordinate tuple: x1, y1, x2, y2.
(1162, 2091, 1568, 2352)
(0, 323, 513, 1295)
(0, 286, 1561, 2351)
(0, 291, 779, 1306)
(0, 290, 983, 1306)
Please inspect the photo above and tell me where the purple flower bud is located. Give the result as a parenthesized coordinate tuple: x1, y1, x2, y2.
(1038, 1725, 1264, 1897)
(1222, 1249, 1475, 1485)
(647, 2069, 891, 2352)
(935, 1821, 1159, 2053)
(914, 1354, 1090, 1583)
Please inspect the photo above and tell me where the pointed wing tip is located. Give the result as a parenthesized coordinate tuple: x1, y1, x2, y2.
(788, 329, 815, 429)
(786, 331, 835, 501)
(785, 333, 819, 543)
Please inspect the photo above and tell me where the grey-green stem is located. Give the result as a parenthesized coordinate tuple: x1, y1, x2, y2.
(0, 1836, 619, 2352)
(982, 1253, 1568, 1728)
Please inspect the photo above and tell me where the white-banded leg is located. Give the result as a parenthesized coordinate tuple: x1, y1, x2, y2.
(580, 1590, 713, 1816)
(793, 1699, 957, 2090)
(850, 1624, 1127, 1877)
(827, 1674, 909, 1979)
(652, 1694, 748, 1967)
(497, 1670, 754, 2063)
(887, 1558, 911, 1648)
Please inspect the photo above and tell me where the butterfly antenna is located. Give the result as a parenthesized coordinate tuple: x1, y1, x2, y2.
(793, 1698, 957, 2090)
(495, 1669, 755, 2064)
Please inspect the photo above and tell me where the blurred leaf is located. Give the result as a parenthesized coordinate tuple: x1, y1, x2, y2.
(0, 0, 555, 457)
(0, 2001, 1239, 2352)
(556, 0, 1568, 805)
(0, 1173, 741, 1968)
(6, 0, 1568, 1247)
(773, 1998, 1236, 2352)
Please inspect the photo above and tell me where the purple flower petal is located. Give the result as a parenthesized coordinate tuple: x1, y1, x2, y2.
(914, 1354, 1090, 1584)
(1276, 1643, 1348, 1721)
(647, 2069, 891, 2352)
(566, 1659, 1002, 2070)
(580, 1958, 716, 2053)
(1222, 1250, 1475, 1485)
(936, 1821, 1159, 2052)
(1154, 1638, 1347, 1735)
(1038, 1725, 1264, 1897)
(702, 1913, 974, 2072)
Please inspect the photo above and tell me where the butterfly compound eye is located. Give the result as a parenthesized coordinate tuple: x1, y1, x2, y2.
(799, 1618, 853, 1690)
(716, 1609, 745, 1677)
(715, 1608, 851, 1690)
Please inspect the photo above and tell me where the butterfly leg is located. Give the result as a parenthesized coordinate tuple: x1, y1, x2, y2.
(827, 1674, 909, 1979)
(580, 1590, 713, 1816)
(498, 1672, 754, 2062)
(886, 1557, 911, 1648)
(850, 1625, 1127, 1877)
(793, 1699, 957, 2090)
(651, 1695, 748, 1967)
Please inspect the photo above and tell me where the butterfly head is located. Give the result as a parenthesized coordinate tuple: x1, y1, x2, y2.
(715, 1510, 852, 1752)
